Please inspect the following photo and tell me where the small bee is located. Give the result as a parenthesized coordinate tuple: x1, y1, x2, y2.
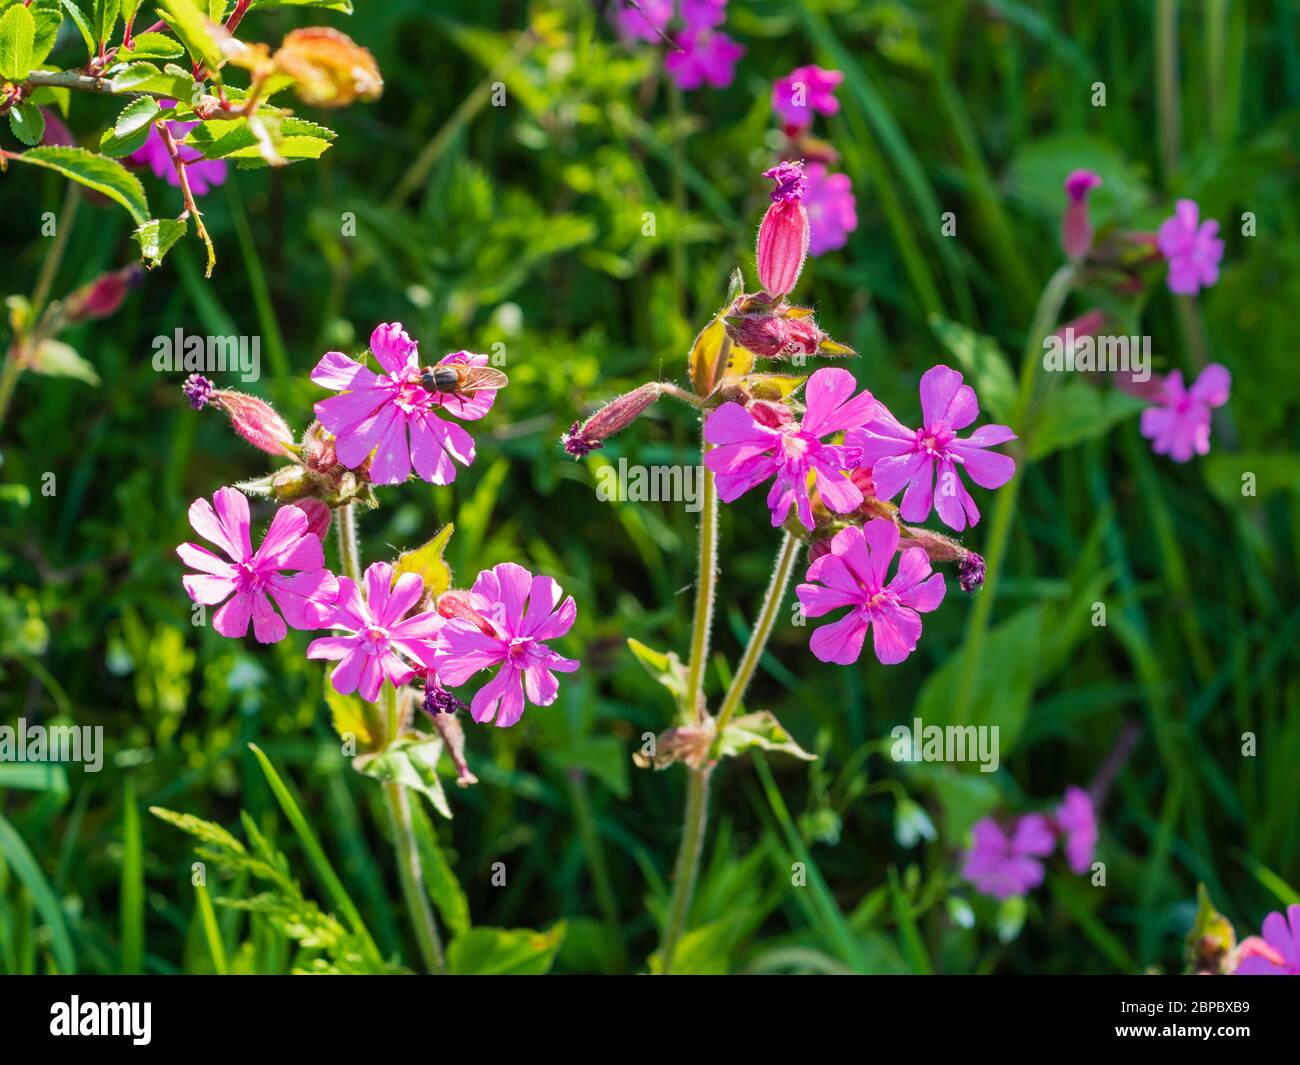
(419, 363, 509, 398)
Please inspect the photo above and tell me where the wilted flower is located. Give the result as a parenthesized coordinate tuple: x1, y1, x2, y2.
(958, 551, 985, 593)
(563, 382, 662, 458)
(273, 27, 383, 108)
(1234, 906, 1300, 976)
(796, 519, 945, 665)
(771, 65, 843, 129)
(1157, 199, 1224, 295)
(756, 161, 810, 297)
(846, 365, 1016, 532)
(178, 488, 338, 643)
(307, 562, 446, 703)
(1055, 786, 1098, 874)
(183, 373, 214, 410)
(704, 367, 879, 530)
(312, 323, 488, 485)
(664, 27, 744, 90)
(1139, 363, 1231, 462)
(435, 563, 580, 728)
(961, 814, 1055, 900)
(1062, 169, 1102, 260)
(804, 163, 857, 256)
(127, 101, 228, 196)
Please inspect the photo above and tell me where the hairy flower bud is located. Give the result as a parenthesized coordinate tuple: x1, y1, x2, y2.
(300, 421, 339, 474)
(757, 162, 810, 297)
(436, 589, 495, 635)
(725, 311, 824, 360)
(749, 399, 795, 428)
(271, 464, 315, 502)
(65, 265, 143, 323)
(209, 390, 296, 457)
(563, 382, 662, 458)
(1062, 169, 1102, 260)
(295, 498, 333, 541)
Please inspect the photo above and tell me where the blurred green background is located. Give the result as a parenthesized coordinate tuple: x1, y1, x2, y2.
(1, 0, 1298, 975)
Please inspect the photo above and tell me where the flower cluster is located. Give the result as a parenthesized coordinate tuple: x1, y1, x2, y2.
(961, 787, 1098, 899)
(770, 65, 857, 256)
(178, 322, 580, 730)
(611, 0, 744, 92)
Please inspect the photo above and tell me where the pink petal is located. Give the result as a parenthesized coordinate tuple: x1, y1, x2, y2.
(704, 403, 773, 447)
(188, 496, 240, 560)
(250, 592, 287, 644)
(809, 610, 868, 664)
(311, 351, 379, 392)
(266, 570, 338, 629)
(859, 518, 898, 590)
(370, 322, 417, 374)
(1190, 363, 1231, 407)
(872, 450, 929, 504)
(213, 592, 254, 638)
(364, 562, 395, 621)
(918, 365, 965, 428)
(307, 635, 361, 661)
(182, 573, 235, 605)
(897, 456, 936, 522)
(368, 413, 412, 485)
(870, 604, 922, 665)
(951, 441, 1016, 490)
(382, 571, 426, 626)
(177, 541, 235, 577)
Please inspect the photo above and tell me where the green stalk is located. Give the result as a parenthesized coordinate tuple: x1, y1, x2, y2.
(711, 531, 801, 748)
(336, 502, 446, 973)
(1156, 0, 1180, 180)
(684, 437, 718, 722)
(657, 764, 710, 974)
(952, 263, 1076, 724)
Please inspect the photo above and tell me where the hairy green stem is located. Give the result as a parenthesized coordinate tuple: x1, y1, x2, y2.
(336, 502, 446, 973)
(711, 531, 801, 748)
(951, 263, 1076, 724)
(684, 437, 718, 722)
(657, 764, 710, 974)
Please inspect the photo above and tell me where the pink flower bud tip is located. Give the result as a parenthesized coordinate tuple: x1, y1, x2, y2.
(959, 552, 985, 593)
(1065, 169, 1102, 203)
(757, 162, 811, 298)
(1062, 170, 1103, 260)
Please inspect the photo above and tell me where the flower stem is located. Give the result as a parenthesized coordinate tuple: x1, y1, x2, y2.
(683, 434, 717, 723)
(657, 764, 710, 974)
(336, 502, 445, 973)
(711, 531, 801, 749)
(951, 262, 1076, 724)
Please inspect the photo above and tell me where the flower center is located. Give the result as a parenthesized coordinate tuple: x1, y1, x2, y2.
(506, 636, 536, 665)
(780, 429, 814, 464)
(361, 624, 391, 652)
(915, 424, 953, 456)
(390, 370, 432, 415)
(233, 560, 265, 593)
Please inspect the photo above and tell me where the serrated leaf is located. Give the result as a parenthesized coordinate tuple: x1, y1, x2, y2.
(121, 0, 144, 25)
(28, 338, 99, 385)
(10, 146, 149, 223)
(114, 94, 160, 138)
(119, 31, 185, 61)
(392, 523, 453, 598)
(0, 3, 36, 81)
(100, 121, 151, 157)
(60, 0, 94, 60)
(110, 61, 195, 99)
(132, 217, 187, 268)
(716, 710, 814, 762)
(156, 0, 221, 69)
(252, 0, 354, 11)
(355, 737, 452, 820)
(93, 0, 120, 45)
(9, 103, 45, 147)
(30, 0, 62, 66)
(447, 923, 565, 975)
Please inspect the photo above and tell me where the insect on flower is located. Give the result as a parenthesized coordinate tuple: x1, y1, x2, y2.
(419, 363, 509, 400)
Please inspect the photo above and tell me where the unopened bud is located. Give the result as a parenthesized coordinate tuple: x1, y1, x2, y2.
(436, 589, 495, 635)
(300, 421, 339, 474)
(271, 464, 315, 502)
(65, 265, 143, 323)
(749, 399, 795, 428)
(725, 312, 823, 360)
(757, 162, 810, 297)
(295, 498, 333, 541)
(210, 390, 296, 457)
(1062, 169, 1102, 260)
(563, 382, 662, 458)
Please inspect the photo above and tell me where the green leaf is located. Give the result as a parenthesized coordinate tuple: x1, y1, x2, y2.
(0, 811, 77, 973)
(716, 710, 815, 762)
(93, 0, 119, 45)
(547, 736, 629, 799)
(120, 0, 144, 25)
(9, 102, 45, 146)
(60, 0, 94, 61)
(391, 523, 454, 598)
(114, 94, 160, 138)
(1026, 382, 1145, 461)
(447, 923, 566, 975)
(30, 0, 62, 66)
(1204, 452, 1300, 504)
(251, 0, 354, 11)
(929, 314, 1017, 423)
(111, 60, 197, 98)
(323, 676, 373, 749)
(99, 120, 151, 157)
(132, 218, 187, 268)
(627, 637, 687, 702)
(28, 338, 99, 384)
(119, 31, 185, 61)
(10, 146, 149, 224)
(355, 736, 452, 820)
(156, 0, 221, 70)
(0, 2, 36, 81)
(647, 917, 737, 974)
(411, 801, 470, 938)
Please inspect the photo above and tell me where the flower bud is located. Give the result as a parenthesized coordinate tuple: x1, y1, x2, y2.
(271, 463, 315, 502)
(295, 498, 333, 541)
(757, 162, 810, 297)
(64, 265, 143, 323)
(436, 589, 495, 636)
(209, 390, 296, 457)
(1061, 169, 1102, 260)
(563, 382, 662, 458)
(725, 312, 824, 360)
(300, 421, 339, 474)
(748, 399, 795, 428)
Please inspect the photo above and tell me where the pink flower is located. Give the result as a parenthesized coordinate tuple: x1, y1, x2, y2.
(1139, 363, 1230, 462)
(846, 365, 1016, 532)
(704, 367, 880, 530)
(804, 163, 857, 256)
(1157, 199, 1224, 295)
(610, 0, 672, 43)
(664, 28, 744, 90)
(178, 488, 338, 644)
(796, 519, 945, 665)
(1234, 906, 1300, 975)
(127, 102, 228, 196)
(1062, 169, 1102, 260)
(307, 562, 446, 703)
(681, 0, 728, 31)
(312, 323, 493, 485)
(1055, 786, 1097, 874)
(435, 563, 580, 728)
(756, 161, 810, 297)
(961, 814, 1055, 900)
(771, 65, 843, 128)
